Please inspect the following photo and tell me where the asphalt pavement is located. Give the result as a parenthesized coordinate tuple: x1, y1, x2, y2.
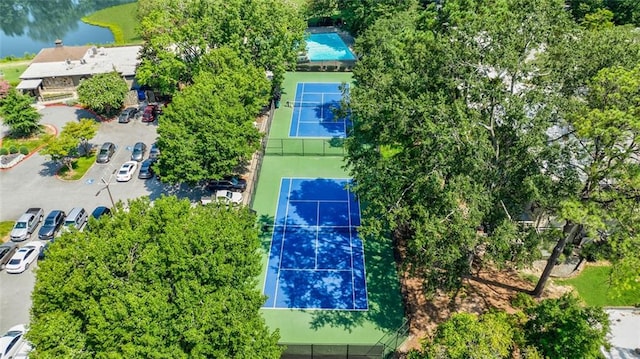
(0, 105, 206, 332)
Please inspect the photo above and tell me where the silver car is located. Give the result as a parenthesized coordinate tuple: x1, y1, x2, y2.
(131, 142, 147, 162)
(10, 214, 38, 242)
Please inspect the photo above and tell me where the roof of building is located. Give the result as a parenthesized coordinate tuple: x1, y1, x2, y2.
(15, 79, 42, 90)
(20, 45, 142, 80)
(601, 308, 640, 359)
(31, 45, 91, 63)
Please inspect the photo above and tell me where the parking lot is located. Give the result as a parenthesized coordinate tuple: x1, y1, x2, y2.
(0, 105, 206, 332)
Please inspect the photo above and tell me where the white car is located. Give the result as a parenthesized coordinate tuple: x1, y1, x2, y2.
(5, 242, 45, 274)
(0, 324, 26, 359)
(215, 190, 243, 204)
(116, 161, 138, 182)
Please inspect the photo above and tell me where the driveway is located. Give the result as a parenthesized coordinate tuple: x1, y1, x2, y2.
(0, 105, 207, 332)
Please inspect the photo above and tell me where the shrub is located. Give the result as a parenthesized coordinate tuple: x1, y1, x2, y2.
(8, 146, 18, 154)
(19, 146, 29, 155)
(0, 148, 8, 155)
(511, 292, 536, 310)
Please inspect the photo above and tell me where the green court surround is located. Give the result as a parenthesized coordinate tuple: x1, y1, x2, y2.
(252, 72, 405, 346)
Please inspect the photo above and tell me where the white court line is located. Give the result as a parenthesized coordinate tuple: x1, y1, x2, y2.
(295, 83, 307, 136)
(273, 225, 354, 229)
(279, 268, 354, 272)
(347, 186, 356, 309)
(315, 201, 320, 269)
(298, 120, 346, 124)
(289, 199, 349, 203)
(272, 178, 292, 308)
(320, 93, 324, 122)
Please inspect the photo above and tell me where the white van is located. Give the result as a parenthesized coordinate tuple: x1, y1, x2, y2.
(63, 207, 88, 231)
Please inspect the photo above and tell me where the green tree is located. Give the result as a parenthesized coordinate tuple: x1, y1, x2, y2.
(304, 0, 339, 21)
(417, 311, 516, 359)
(40, 134, 79, 172)
(28, 196, 281, 358)
(336, 0, 420, 35)
(40, 118, 99, 171)
(409, 295, 607, 359)
(541, 24, 640, 97)
(61, 118, 99, 156)
(0, 88, 40, 137)
(136, 0, 306, 94)
(524, 294, 609, 358)
(346, 0, 572, 293)
(155, 48, 269, 184)
(582, 8, 614, 30)
(532, 65, 640, 296)
(77, 71, 129, 117)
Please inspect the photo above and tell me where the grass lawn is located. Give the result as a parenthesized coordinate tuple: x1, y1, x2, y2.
(82, 2, 141, 44)
(58, 153, 98, 180)
(557, 265, 640, 307)
(1, 130, 55, 154)
(0, 221, 14, 242)
(0, 63, 29, 86)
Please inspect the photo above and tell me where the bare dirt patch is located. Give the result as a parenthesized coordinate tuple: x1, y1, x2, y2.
(399, 266, 572, 352)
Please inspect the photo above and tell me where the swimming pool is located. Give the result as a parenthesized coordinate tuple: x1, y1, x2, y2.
(305, 33, 356, 61)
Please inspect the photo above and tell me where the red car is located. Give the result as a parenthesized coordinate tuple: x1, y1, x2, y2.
(141, 104, 158, 122)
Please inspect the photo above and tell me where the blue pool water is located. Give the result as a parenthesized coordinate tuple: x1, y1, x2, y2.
(306, 33, 356, 61)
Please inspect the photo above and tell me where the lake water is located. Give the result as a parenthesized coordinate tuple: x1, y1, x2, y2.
(0, 0, 133, 58)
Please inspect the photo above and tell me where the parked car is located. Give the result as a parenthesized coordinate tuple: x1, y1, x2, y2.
(131, 142, 147, 162)
(0, 242, 18, 269)
(5, 242, 45, 274)
(38, 210, 66, 240)
(149, 142, 160, 161)
(63, 207, 88, 232)
(91, 206, 111, 220)
(118, 107, 138, 123)
(38, 239, 54, 261)
(96, 142, 116, 163)
(10, 208, 44, 242)
(13, 338, 33, 358)
(141, 104, 158, 122)
(215, 190, 243, 204)
(0, 324, 26, 359)
(138, 159, 155, 179)
(207, 176, 247, 192)
(116, 161, 138, 182)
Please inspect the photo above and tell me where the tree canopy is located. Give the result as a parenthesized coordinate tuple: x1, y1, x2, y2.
(154, 48, 269, 185)
(77, 71, 129, 117)
(409, 294, 608, 359)
(136, 0, 306, 94)
(28, 196, 281, 358)
(345, 0, 640, 297)
(567, 0, 640, 26)
(346, 0, 573, 293)
(0, 88, 41, 137)
(41, 118, 98, 172)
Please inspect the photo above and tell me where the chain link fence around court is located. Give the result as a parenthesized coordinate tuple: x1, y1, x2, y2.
(266, 138, 346, 157)
(279, 319, 409, 359)
(280, 344, 384, 359)
(247, 102, 275, 207)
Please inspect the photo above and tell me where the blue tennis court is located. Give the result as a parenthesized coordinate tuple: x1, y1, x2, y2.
(263, 178, 368, 310)
(289, 82, 351, 138)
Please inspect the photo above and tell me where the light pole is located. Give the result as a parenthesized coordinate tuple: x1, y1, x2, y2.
(95, 171, 117, 211)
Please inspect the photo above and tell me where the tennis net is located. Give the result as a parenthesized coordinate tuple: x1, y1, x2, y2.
(286, 101, 334, 108)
